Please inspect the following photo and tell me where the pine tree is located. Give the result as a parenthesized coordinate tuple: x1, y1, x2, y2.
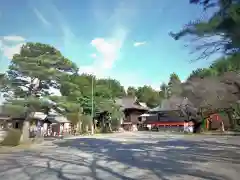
(2, 42, 78, 142)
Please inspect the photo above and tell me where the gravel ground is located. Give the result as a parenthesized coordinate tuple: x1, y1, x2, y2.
(0, 132, 239, 180)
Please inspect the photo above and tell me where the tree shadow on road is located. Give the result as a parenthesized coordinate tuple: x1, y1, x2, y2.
(0, 137, 239, 180)
(53, 137, 240, 180)
(0, 145, 140, 180)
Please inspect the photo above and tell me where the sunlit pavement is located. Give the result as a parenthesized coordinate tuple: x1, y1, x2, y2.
(0, 132, 240, 180)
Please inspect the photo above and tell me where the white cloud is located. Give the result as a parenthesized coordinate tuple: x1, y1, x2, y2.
(78, 0, 138, 79)
(3, 36, 25, 42)
(78, 65, 96, 75)
(91, 38, 118, 69)
(2, 43, 24, 59)
(79, 26, 128, 78)
(150, 83, 161, 91)
(33, 8, 51, 26)
(133, 41, 146, 47)
(0, 36, 25, 59)
(90, 53, 97, 58)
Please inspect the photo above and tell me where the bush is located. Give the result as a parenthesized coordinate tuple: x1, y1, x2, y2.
(1, 128, 22, 146)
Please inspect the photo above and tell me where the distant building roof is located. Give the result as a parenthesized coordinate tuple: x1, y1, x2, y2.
(115, 97, 149, 110)
(140, 113, 155, 117)
(149, 96, 193, 112)
(0, 105, 67, 122)
(142, 110, 187, 125)
(139, 102, 148, 108)
(47, 114, 70, 124)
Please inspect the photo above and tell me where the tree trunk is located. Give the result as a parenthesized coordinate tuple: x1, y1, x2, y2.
(109, 123, 112, 132)
(20, 119, 30, 143)
(85, 125, 88, 133)
(78, 121, 82, 134)
(20, 110, 34, 143)
(91, 124, 94, 135)
(227, 111, 235, 130)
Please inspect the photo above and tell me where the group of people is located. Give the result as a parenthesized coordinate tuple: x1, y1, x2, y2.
(29, 123, 64, 137)
(183, 121, 194, 133)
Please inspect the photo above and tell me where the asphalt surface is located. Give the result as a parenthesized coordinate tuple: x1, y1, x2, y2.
(0, 132, 240, 180)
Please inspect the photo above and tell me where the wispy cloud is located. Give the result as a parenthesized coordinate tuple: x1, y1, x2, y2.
(33, 8, 51, 27)
(60, 22, 75, 48)
(133, 41, 146, 47)
(32, 2, 75, 49)
(3, 35, 25, 42)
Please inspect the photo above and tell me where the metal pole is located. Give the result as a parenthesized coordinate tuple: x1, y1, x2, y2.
(91, 75, 94, 135)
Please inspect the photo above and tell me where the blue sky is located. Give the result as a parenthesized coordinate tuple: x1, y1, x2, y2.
(0, 0, 217, 90)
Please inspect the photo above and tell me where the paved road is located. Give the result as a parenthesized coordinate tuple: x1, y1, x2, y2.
(0, 132, 240, 180)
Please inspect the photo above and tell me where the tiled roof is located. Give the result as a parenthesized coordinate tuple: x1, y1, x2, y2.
(149, 96, 193, 112)
(115, 97, 149, 110)
(47, 114, 70, 123)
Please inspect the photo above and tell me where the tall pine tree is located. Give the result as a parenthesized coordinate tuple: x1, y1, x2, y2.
(2, 42, 78, 142)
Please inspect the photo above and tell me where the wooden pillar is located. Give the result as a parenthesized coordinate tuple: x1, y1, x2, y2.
(206, 118, 209, 130)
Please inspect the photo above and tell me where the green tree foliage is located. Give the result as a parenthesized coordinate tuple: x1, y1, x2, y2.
(168, 73, 182, 97)
(58, 73, 126, 132)
(170, 0, 240, 59)
(1, 43, 78, 141)
(0, 73, 4, 85)
(59, 74, 94, 115)
(188, 54, 240, 79)
(136, 86, 162, 108)
(3, 42, 77, 107)
(60, 73, 126, 116)
(97, 78, 126, 98)
(160, 83, 168, 98)
(127, 86, 137, 97)
(169, 73, 181, 83)
(168, 1, 240, 131)
(4, 42, 78, 98)
(95, 98, 123, 121)
(188, 67, 217, 79)
(81, 114, 92, 133)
